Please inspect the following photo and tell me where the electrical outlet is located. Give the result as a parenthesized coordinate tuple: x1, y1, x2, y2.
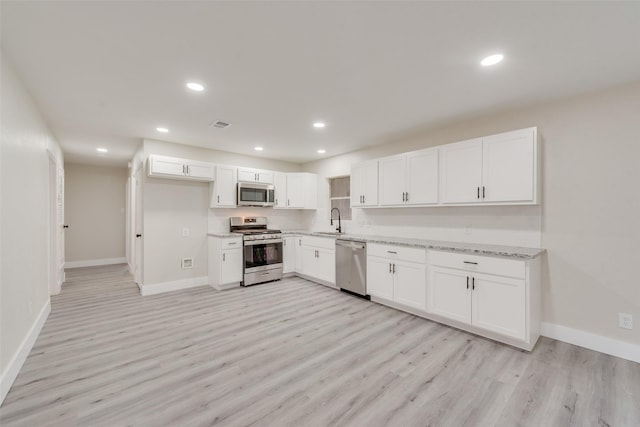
(182, 227, 189, 237)
(619, 313, 633, 330)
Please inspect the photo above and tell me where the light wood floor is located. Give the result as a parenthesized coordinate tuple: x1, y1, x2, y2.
(1, 265, 638, 426)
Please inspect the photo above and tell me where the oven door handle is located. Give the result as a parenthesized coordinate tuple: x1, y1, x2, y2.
(243, 238, 283, 246)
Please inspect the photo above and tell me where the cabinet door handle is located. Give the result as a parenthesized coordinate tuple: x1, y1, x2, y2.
(389, 263, 392, 273)
(299, 239, 302, 246)
(477, 187, 480, 199)
(217, 195, 220, 203)
(288, 199, 290, 206)
(466, 276, 469, 289)
(363, 195, 365, 204)
(472, 277, 475, 290)
(482, 186, 485, 199)
(276, 198, 278, 205)
(463, 261, 478, 265)
(392, 263, 396, 274)
(186, 165, 190, 175)
(223, 253, 226, 262)
(405, 192, 409, 202)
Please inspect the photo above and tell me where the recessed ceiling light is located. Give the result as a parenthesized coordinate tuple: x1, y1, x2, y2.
(186, 82, 204, 91)
(96, 148, 108, 153)
(313, 122, 326, 128)
(481, 54, 504, 66)
(317, 149, 326, 154)
(156, 127, 169, 133)
(254, 146, 264, 151)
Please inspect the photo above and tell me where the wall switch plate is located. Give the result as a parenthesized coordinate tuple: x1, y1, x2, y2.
(619, 313, 633, 330)
(181, 258, 193, 269)
(182, 227, 189, 237)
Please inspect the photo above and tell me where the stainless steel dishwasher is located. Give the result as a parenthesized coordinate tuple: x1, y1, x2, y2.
(336, 239, 368, 298)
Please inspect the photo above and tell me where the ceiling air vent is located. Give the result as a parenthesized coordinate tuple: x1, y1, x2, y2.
(210, 120, 231, 129)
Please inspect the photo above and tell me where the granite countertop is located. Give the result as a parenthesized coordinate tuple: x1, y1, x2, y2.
(207, 232, 242, 238)
(280, 231, 544, 259)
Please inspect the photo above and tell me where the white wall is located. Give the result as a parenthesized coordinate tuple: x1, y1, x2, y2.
(0, 52, 64, 401)
(303, 81, 640, 346)
(140, 140, 306, 286)
(64, 163, 127, 265)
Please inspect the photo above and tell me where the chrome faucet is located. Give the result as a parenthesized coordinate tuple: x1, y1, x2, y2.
(330, 208, 342, 233)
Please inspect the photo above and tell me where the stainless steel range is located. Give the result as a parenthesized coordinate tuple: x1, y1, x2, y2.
(230, 217, 283, 286)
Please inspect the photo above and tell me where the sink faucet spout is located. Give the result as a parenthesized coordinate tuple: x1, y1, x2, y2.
(330, 208, 342, 233)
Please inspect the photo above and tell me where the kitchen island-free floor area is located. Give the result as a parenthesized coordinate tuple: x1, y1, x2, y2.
(1, 265, 638, 426)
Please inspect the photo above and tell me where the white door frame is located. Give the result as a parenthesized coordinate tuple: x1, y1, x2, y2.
(129, 166, 143, 284)
(47, 151, 64, 295)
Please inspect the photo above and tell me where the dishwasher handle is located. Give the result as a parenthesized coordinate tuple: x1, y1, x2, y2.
(336, 240, 366, 250)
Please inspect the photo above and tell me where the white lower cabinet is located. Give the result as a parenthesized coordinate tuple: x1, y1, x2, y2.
(282, 236, 296, 274)
(301, 236, 335, 285)
(427, 250, 539, 349)
(367, 244, 426, 311)
(208, 236, 243, 290)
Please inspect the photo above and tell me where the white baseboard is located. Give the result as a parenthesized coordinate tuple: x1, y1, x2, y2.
(0, 300, 51, 405)
(65, 257, 127, 269)
(139, 276, 208, 296)
(541, 322, 640, 363)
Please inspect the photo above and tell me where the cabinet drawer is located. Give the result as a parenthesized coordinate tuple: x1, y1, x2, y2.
(304, 236, 336, 250)
(368, 244, 426, 264)
(428, 250, 525, 279)
(221, 238, 242, 249)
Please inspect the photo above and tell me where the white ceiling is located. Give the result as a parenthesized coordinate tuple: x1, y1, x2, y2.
(3, 1, 640, 166)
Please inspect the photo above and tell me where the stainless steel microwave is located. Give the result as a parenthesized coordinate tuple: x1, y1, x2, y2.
(237, 182, 275, 207)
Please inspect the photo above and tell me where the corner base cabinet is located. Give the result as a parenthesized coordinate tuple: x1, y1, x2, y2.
(427, 250, 541, 350)
(208, 236, 243, 290)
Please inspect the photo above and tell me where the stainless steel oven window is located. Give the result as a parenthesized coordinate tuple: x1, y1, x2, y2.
(244, 240, 283, 269)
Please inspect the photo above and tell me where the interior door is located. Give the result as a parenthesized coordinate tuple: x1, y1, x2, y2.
(57, 166, 65, 286)
(134, 170, 143, 284)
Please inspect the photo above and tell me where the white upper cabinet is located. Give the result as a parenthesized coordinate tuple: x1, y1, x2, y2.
(274, 172, 317, 210)
(209, 165, 237, 208)
(378, 155, 405, 206)
(482, 128, 536, 203)
(439, 138, 483, 203)
(378, 147, 438, 206)
(238, 167, 273, 184)
(273, 172, 288, 208)
(148, 155, 214, 182)
(351, 160, 378, 207)
(439, 128, 538, 205)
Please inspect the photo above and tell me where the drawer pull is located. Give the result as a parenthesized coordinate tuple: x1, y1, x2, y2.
(463, 261, 478, 265)
(387, 251, 397, 254)
(228, 242, 237, 245)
